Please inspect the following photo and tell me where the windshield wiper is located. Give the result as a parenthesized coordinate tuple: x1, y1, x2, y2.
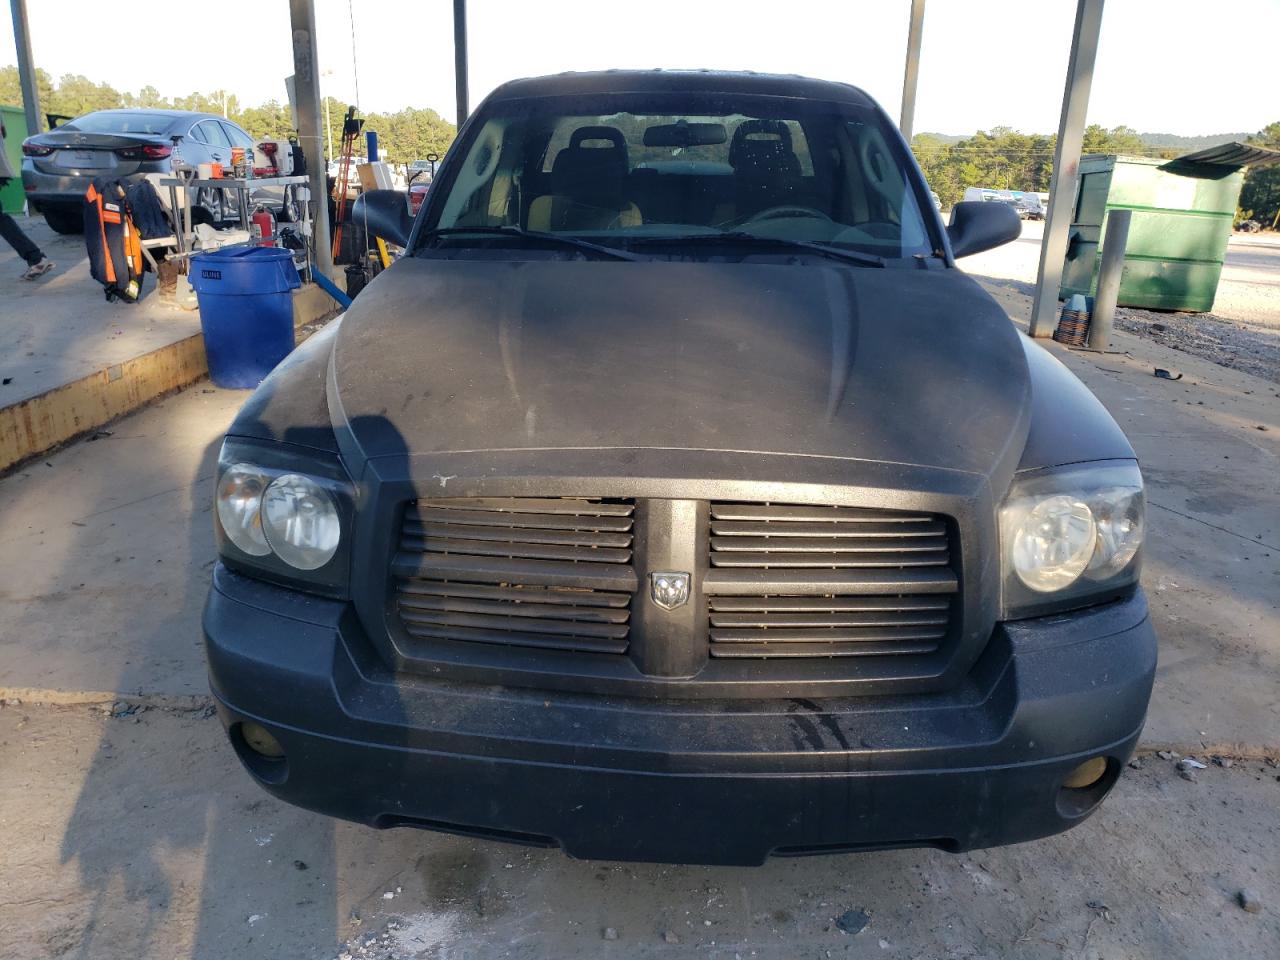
(627, 232, 886, 267)
(420, 226, 644, 262)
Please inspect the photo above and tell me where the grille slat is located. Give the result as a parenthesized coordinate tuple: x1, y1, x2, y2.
(424, 497, 635, 516)
(401, 608, 630, 640)
(401, 536, 632, 565)
(708, 501, 957, 661)
(710, 519, 945, 538)
(710, 504, 936, 523)
(415, 507, 634, 531)
(395, 497, 636, 655)
(709, 640, 940, 659)
(404, 521, 633, 549)
(710, 535, 947, 554)
(709, 550, 948, 569)
(401, 594, 632, 624)
(399, 580, 630, 608)
(401, 621, 629, 655)
(710, 611, 949, 629)
(708, 595, 949, 613)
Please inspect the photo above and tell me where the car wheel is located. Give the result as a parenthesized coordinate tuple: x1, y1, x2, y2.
(279, 185, 301, 223)
(43, 205, 85, 235)
(195, 187, 225, 225)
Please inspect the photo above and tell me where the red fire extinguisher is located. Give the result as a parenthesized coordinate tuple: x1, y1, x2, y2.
(250, 206, 276, 247)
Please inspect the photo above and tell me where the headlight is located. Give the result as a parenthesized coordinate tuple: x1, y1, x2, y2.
(216, 463, 272, 556)
(1000, 461, 1144, 619)
(262, 474, 342, 570)
(213, 439, 353, 596)
(1008, 495, 1096, 591)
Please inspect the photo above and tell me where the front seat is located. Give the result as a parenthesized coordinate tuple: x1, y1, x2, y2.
(528, 126, 642, 231)
(725, 119, 803, 220)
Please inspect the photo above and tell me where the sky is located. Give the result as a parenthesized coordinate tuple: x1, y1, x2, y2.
(3, 0, 1277, 135)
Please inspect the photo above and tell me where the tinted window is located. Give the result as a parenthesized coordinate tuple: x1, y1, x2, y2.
(193, 120, 231, 148)
(428, 91, 933, 258)
(62, 111, 176, 135)
(221, 122, 255, 148)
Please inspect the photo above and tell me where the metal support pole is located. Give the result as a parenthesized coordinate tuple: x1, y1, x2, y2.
(1029, 0, 1105, 337)
(899, 0, 926, 142)
(453, 0, 469, 124)
(1086, 208, 1130, 351)
(9, 0, 42, 135)
(289, 0, 335, 282)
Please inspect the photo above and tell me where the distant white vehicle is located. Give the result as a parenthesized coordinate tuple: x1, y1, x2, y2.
(963, 186, 1018, 205)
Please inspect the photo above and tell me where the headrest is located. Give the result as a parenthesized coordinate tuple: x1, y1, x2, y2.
(569, 125, 627, 151)
(729, 120, 795, 168)
(551, 126, 630, 207)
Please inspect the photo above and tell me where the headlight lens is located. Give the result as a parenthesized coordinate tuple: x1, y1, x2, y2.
(216, 463, 272, 556)
(212, 439, 352, 595)
(261, 474, 342, 570)
(1000, 461, 1144, 618)
(1009, 495, 1096, 591)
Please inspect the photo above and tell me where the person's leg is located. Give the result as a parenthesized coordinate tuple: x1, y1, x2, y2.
(0, 210, 44, 265)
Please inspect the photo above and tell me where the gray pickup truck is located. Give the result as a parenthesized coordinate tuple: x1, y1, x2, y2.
(203, 70, 1155, 866)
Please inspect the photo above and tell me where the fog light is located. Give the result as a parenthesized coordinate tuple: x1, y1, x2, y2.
(241, 722, 285, 759)
(1062, 756, 1108, 789)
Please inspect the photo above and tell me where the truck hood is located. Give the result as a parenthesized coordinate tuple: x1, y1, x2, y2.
(328, 258, 1030, 482)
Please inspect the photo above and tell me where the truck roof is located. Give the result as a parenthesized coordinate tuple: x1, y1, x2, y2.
(485, 69, 878, 108)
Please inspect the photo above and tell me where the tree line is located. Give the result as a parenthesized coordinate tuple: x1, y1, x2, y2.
(2, 67, 1276, 228)
(0, 67, 455, 166)
(913, 123, 1280, 228)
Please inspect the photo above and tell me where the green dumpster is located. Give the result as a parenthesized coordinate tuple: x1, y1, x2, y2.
(0, 105, 29, 216)
(1060, 153, 1242, 312)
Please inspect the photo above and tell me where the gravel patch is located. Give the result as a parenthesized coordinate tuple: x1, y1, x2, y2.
(1110, 307, 1280, 383)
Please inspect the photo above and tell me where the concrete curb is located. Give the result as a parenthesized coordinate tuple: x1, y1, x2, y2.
(0, 283, 338, 474)
(0, 687, 213, 712)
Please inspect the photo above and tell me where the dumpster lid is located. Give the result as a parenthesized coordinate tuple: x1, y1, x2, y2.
(1160, 141, 1280, 179)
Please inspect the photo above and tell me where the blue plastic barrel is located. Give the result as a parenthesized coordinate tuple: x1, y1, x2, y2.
(190, 247, 301, 388)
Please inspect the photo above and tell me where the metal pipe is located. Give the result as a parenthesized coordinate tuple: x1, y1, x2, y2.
(1086, 208, 1131, 351)
(454, 0, 469, 124)
(1029, 0, 1105, 338)
(289, 0, 335, 282)
(899, 0, 926, 142)
(9, 0, 41, 136)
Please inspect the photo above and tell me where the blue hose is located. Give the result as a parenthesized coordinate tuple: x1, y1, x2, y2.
(312, 270, 353, 309)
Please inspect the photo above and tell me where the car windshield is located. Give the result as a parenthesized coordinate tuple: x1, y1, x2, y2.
(423, 91, 936, 259)
(62, 111, 176, 135)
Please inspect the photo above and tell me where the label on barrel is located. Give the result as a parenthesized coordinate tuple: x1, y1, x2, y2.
(201, 269, 222, 280)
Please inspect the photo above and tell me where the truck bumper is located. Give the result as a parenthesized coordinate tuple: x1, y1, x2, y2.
(204, 565, 1156, 866)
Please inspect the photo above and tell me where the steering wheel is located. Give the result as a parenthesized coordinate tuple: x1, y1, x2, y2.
(738, 205, 833, 226)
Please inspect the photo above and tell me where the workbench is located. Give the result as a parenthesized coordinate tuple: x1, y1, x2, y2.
(157, 175, 314, 280)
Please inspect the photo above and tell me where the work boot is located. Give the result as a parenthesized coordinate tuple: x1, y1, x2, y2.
(157, 260, 178, 303)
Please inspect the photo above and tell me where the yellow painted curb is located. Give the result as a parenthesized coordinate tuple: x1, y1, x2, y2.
(0, 284, 339, 473)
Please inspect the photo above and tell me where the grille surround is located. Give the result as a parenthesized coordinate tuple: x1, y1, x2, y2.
(707, 501, 957, 659)
(394, 497, 637, 655)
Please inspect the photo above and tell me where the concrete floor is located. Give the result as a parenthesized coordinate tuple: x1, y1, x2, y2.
(0, 247, 1277, 957)
(2, 704, 1277, 960)
(0, 215, 201, 406)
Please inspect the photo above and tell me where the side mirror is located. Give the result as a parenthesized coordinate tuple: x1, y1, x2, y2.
(946, 201, 1021, 258)
(351, 189, 412, 247)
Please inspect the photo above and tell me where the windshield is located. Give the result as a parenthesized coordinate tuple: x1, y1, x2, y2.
(423, 91, 936, 259)
(63, 111, 177, 136)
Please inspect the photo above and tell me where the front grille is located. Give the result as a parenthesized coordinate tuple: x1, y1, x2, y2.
(707, 502, 956, 659)
(394, 497, 636, 654)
